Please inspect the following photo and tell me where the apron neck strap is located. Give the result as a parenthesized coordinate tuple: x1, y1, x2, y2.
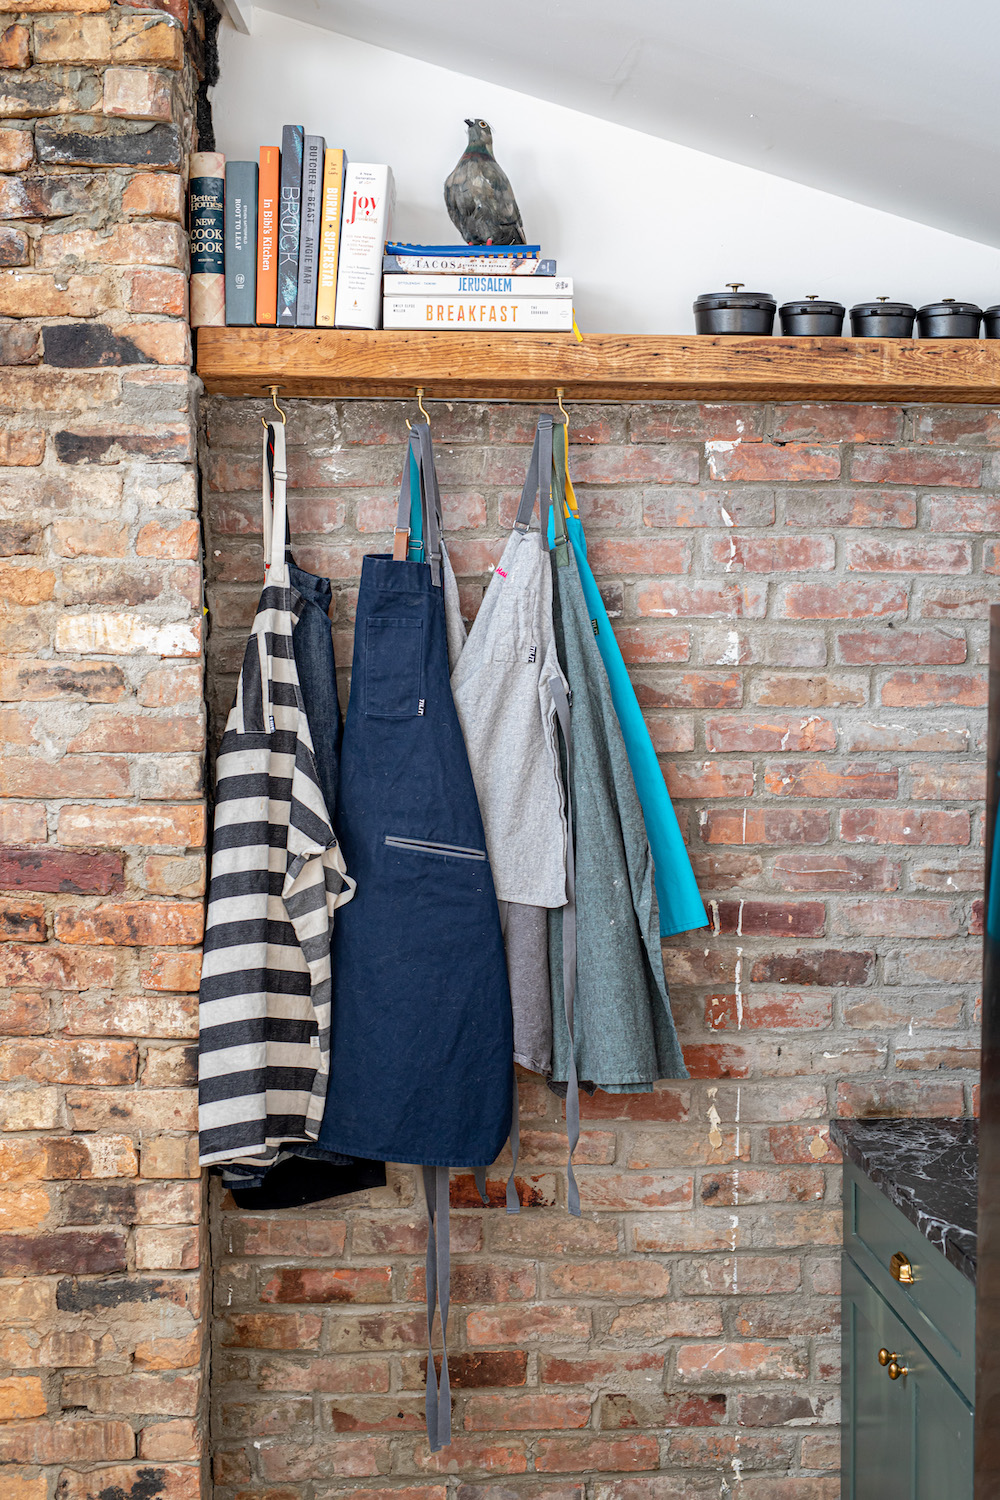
(393, 423, 443, 587)
(262, 421, 289, 587)
(551, 422, 571, 568)
(514, 416, 554, 548)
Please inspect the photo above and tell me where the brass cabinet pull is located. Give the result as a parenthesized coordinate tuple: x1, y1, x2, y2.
(887, 1359, 908, 1380)
(890, 1251, 915, 1284)
(878, 1347, 892, 1366)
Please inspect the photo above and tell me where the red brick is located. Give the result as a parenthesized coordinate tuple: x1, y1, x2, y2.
(0, 944, 114, 990)
(752, 673, 865, 708)
(0, 755, 128, 798)
(750, 949, 874, 986)
(635, 581, 767, 618)
(0, 1038, 135, 1083)
(140, 951, 201, 991)
(539, 1353, 663, 1386)
(0, 846, 123, 895)
(706, 990, 832, 1030)
(52, 520, 127, 558)
(350, 1213, 481, 1256)
(578, 1087, 689, 1123)
(710, 900, 824, 937)
(847, 722, 970, 753)
(0, 993, 48, 1034)
(911, 409, 1000, 445)
(779, 581, 908, 619)
(569, 446, 699, 484)
(836, 628, 966, 665)
(259, 1355, 391, 1394)
(220, 1315, 322, 1350)
(0, 805, 46, 844)
(895, 1043, 979, 1072)
(850, 448, 982, 486)
(664, 761, 754, 798)
(699, 1167, 824, 1206)
(764, 761, 896, 799)
(633, 672, 741, 710)
(631, 403, 765, 442)
(681, 1044, 752, 1079)
(608, 1300, 724, 1339)
(676, 1342, 807, 1382)
(919, 585, 996, 619)
(880, 671, 987, 707)
(260, 1267, 392, 1304)
(836, 1080, 965, 1117)
(543, 1260, 669, 1300)
(464, 1394, 592, 1431)
(840, 810, 970, 852)
(221, 1217, 347, 1258)
(535, 1436, 659, 1473)
(762, 1124, 840, 1165)
(452, 1173, 556, 1209)
(0, 659, 128, 703)
(706, 536, 835, 573)
(770, 404, 903, 443)
(772, 852, 900, 892)
(699, 808, 829, 845)
(0, 1231, 127, 1277)
(928, 493, 1000, 531)
(846, 538, 971, 573)
(68, 715, 204, 753)
(706, 715, 837, 753)
(587, 538, 690, 575)
(786, 489, 917, 528)
(408, 1437, 526, 1475)
(0, 1420, 135, 1466)
(834, 898, 960, 938)
(908, 762, 984, 801)
(611, 626, 690, 664)
(466, 1306, 591, 1346)
(642, 489, 775, 528)
(54, 901, 203, 946)
(0, 899, 45, 941)
(690, 850, 764, 887)
(631, 1213, 747, 1253)
(58, 804, 205, 849)
(675, 1256, 801, 1297)
(707, 443, 839, 483)
(399, 1352, 526, 1391)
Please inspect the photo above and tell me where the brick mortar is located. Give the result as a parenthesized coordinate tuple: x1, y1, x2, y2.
(0, 4, 207, 1499)
(196, 393, 988, 1500)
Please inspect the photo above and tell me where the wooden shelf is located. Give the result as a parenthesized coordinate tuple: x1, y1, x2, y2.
(196, 329, 1000, 404)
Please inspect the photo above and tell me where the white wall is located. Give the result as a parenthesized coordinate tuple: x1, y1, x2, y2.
(214, 11, 1000, 336)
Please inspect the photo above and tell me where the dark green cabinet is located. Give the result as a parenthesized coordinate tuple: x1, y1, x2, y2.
(842, 1164, 974, 1500)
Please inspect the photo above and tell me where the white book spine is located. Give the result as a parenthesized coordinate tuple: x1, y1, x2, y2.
(383, 275, 572, 297)
(334, 163, 395, 329)
(382, 297, 574, 331)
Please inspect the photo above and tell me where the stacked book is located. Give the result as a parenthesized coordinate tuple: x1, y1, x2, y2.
(382, 243, 574, 332)
(189, 132, 394, 330)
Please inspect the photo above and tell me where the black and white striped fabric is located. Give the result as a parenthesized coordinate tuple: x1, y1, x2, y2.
(198, 422, 356, 1167)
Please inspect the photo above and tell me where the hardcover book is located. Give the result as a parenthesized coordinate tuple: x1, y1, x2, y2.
(386, 241, 541, 257)
(382, 296, 574, 331)
(316, 148, 347, 328)
(295, 133, 325, 327)
(383, 254, 556, 276)
(189, 151, 225, 327)
(256, 145, 280, 325)
(334, 163, 395, 330)
(224, 160, 257, 326)
(383, 274, 571, 298)
(276, 124, 304, 326)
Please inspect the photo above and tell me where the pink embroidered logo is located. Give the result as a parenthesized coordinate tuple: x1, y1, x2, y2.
(496, 567, 508, 579)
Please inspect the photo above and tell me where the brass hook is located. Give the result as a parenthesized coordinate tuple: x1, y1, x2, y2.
(405, 387, 430, 431)
(261, 385, 287, 428)
(555, 387, 568, 424)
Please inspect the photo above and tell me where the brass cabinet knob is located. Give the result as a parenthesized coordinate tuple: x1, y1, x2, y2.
(887, 1359, 908, 1380)
(878, 1348, 892, 1366)
(890, 1252, 915, 1284)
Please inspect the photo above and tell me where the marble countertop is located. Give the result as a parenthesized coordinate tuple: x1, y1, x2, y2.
(831, 1116, 978, 1284)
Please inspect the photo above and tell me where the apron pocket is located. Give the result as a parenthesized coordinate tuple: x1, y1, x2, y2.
(365, 618, 424, 718)
(384, 835, 486, 862)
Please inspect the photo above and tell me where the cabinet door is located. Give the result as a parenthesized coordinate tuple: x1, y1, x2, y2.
(843, 1256, 973, 1500)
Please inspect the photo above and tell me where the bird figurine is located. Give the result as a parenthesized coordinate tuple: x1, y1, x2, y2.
(444, 118, 526, 246)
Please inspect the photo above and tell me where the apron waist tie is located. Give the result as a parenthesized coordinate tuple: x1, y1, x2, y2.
(506, 1071, 521, 1214)
(423, 1165, 452, 1452)
(549, 674, 580, 1217)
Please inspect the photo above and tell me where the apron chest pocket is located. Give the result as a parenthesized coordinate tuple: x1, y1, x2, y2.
(365, 618, 424, 718)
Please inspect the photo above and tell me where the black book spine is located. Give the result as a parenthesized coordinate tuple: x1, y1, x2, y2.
(224, 160, 258, 327)
(276, 124, 304, 326)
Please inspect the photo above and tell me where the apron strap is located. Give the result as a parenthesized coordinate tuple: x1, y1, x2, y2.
(506, 1071, 521, 1214)
(514, 417, 554, 549)
(262, 421, 289, 588)
(423, 1165, 452, 1451)
(549, 675, 580, 1216)
(415, 423, 443, 587)
(551, 425, 571, 571)
(393, 429, 419, 562)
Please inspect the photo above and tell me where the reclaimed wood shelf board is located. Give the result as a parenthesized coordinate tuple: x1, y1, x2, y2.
(196, 329, 1000, 404)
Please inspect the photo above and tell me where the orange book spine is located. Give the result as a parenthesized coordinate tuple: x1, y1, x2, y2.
(256, 145, 280, 325)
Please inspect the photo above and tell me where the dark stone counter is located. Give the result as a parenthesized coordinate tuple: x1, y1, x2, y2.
(831, 1116, 978, 1284)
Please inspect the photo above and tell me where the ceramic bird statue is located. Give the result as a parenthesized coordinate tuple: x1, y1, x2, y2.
(444, 119, 526, 246)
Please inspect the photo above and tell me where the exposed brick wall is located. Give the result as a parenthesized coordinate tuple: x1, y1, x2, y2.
(0, 0, 207, 1497)
(201, 395, 987, 1500)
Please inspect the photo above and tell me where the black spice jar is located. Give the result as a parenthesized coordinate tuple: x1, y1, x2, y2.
(850, 297, 916, 337)
(694, 283, 776, 335)
(917, 299, 982, 337)
(779, 296, 845, 336)
(985, 306, 1000, 338)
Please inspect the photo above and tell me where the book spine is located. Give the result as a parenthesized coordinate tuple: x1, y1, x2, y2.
(383, 274, 572, 297)
(224, 160, 258, 326)
(334, 163, 394, 330)
(387, 241, 541, 256)
(189, 151, 225, 328)
(316, 148, 347, 328)
(382, 296, 574, 331)
(255, 145, 280, 325)
(295, 134, 325, 327)
(382, 255, 555, 276)
(276, 124, 304, 326)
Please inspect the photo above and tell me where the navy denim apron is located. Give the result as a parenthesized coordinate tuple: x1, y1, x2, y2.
(318, 424, 514, 1450)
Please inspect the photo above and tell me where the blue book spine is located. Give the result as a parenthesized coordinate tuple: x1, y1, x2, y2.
(296, 134, 325, 327)
(224, 160, 258, 327)
(277, 124, 304, 326)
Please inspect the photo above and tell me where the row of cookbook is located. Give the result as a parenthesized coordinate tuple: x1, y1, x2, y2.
(189, 132, 394, 329)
